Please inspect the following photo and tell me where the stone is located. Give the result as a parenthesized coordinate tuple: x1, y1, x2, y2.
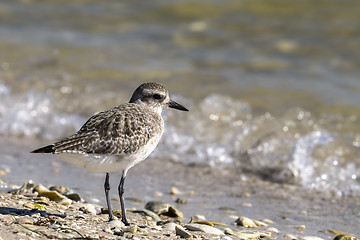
(162, 222, 178, 232)
(59, 198, 72, 206)
(16, 216, 35, 225)
(236, 216, 257, 228)
(221, 236, 233, 240)
(333, 235, 358, 240)
(80, 203, 97, 215)
(253, 219, 268, 227)
(170, 187, 183, 195)
(285, 234, 298, 240)
(145, 200, 183, 218)
(235, 231, 261, 239)
(133, 209, 161, 221)
(35, 184, 66, 202)
(301, 236, 324, 240)
(122, 225, 137, 233)
(108, 219, 124, 229)
(175, 198, 188, 204)
(224, 228, 234, 235)
(175, 225, 192, 238)
(263, 218, 274, 224)
(49, 186, 69, 194)
(267, 227, 279, 233)
(295, 225, 306, 231)
(65, 193, 82, 202)
(190, 215, 206, 222)
(185, 223, 224, 236)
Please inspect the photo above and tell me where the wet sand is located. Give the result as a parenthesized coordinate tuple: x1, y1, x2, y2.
(129, 158, 360, 237)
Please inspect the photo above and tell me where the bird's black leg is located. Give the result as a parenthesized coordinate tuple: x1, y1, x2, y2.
(104, 172, 114, 221)
(118, 172, 129, 225)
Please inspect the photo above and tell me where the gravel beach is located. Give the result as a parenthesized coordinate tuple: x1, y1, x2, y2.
(1, 157, 359, 240)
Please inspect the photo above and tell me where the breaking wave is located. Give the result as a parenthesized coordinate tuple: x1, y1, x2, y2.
(1, 86, 359, 196)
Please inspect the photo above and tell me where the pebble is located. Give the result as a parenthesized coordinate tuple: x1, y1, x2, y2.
(333, 235, 359, 240)
(175, 198, 188, 204)
(153, 191, 163, 197)
(23, 202, 35, 209)
(31, 213, 41, 218)
(175, 225, 192, 238)
(236, 216, 258, 228)
(228, 215, 240, 220)
(194, 220, 214, 227)
(49, 185, 69, 194)
(65, 193, 82, 202)
(133, 209, 162, 221)
(59, 198, 72, 206)
(16, 180, 36, 194)
(80, 203, 97, 215)
(235, 231, 261, 239)
(267, 227, 279, 233)
(301, 236, 325, 240)
(263, 218, 274, 224)
(295, 225, 306, 231)
(253, 219, 268, 227)
(241, 202, 252, 207)
(190, 215, 206, 222)
(170, 186, 183, 195)
(285, 234, 298, 240)
(242, 192, 251, 198)
(107, 219, 125, 229)
(224, 227, 234, 235)
(221, 236, 233, 240)
(35, 196, 50, 205)
(145, 200, 183, 218)
(328, 230, 354, 236)
(122, 225, 137, 233)
(35, 184, 66, 202)
(162, 222, 178, 232)
(0, 214, 14, 224)
(259, 231, 272, 238)
(16, 216, 35, 225)
(185, 223, 225, 236)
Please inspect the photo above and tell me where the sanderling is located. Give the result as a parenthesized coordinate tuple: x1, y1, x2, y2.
(32, 82, 188, 225)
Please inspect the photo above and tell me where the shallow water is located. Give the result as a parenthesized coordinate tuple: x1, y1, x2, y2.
(0, 0, 360, 230)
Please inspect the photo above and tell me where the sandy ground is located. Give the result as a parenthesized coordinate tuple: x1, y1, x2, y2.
(0, 137, 359, 239)
(1, 157, 359, 239)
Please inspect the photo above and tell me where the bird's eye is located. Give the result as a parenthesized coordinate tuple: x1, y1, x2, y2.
(153, 94, 162, 100)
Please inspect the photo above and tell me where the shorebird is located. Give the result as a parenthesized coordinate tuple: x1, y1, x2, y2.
(32, 82, 188, 225)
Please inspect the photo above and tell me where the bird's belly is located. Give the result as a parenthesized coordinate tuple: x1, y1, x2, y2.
(57, 134, 161, 174)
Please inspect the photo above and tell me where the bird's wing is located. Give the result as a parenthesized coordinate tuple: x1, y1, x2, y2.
(53, 104, 158, 155)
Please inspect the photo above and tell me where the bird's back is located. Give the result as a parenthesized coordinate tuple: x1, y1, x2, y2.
(54, 103, 163, 156)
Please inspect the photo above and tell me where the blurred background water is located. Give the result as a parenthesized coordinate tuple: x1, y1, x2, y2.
(0, 0, 360, 199)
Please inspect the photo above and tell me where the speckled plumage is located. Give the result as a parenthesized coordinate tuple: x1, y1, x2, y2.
(47, 103, 164, 173)
(32, 82, 188, 225)
(54, 103, 162, 154)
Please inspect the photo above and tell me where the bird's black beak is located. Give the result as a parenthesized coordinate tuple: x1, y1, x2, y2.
(169, 100, 189, 111)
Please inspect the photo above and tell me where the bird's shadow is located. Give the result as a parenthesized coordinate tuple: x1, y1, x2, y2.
(0, 206, 66, 218)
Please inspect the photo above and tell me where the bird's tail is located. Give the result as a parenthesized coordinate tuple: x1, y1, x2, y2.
(31, 145, 55, 153)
